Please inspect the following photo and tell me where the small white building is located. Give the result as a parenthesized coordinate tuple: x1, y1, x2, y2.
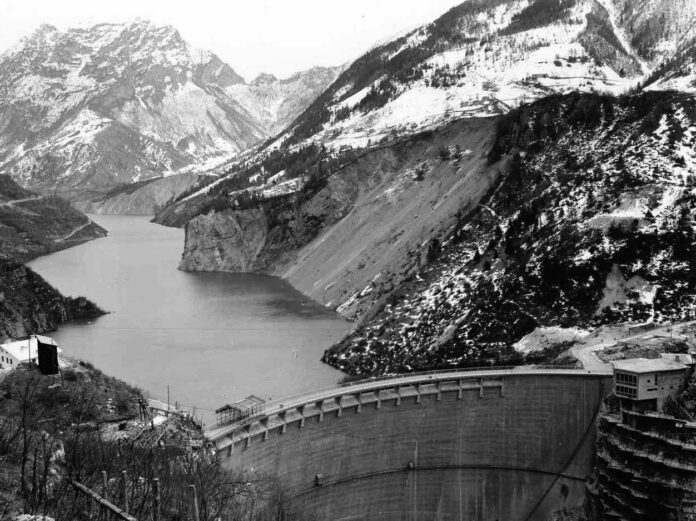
(612, 357, 691, 411)
(0, 335, 61, 371)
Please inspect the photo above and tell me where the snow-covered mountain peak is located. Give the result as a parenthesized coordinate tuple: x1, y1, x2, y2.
(0, 21, 340, 206)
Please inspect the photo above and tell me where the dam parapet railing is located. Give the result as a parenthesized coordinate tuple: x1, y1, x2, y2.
(206, 365, 613, 447)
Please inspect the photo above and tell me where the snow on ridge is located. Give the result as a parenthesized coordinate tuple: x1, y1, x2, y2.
(286, 0, 645, 152)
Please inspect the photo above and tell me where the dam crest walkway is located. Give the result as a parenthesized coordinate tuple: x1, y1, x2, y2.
(206, 365, 612, 446)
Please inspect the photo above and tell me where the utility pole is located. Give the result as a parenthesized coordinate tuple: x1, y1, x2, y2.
(102, 470, 110, 521)
(152, 478, 161, 521)
(189, 484, 200, 521)
(121, 471, 128, 513)
(167, 385, 170, 416)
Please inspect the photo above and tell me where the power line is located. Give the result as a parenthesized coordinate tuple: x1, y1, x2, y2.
(61, 326, 349, 332)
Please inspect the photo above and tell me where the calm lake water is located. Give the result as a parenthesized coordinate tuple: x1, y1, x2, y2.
(28, 215, 349, 425)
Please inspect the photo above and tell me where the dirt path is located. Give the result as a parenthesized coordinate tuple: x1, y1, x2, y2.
(55, 221, 92, 242)
(0, 196, 42, 207)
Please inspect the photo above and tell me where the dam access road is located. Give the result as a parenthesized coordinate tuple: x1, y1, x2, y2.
(207, 366, 614, 521)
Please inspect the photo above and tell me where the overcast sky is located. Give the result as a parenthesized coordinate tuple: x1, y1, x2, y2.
(0, 0, 462, 80)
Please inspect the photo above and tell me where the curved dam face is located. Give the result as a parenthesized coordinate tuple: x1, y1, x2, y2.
(208, 369, 613, 521)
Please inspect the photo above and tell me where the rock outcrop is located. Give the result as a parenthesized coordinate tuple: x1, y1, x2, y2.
(180, 208, 268, 272)
(0, 261, 104, 342)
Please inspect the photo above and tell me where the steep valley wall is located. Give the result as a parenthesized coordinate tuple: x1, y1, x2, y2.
(75, 173, 200, 215)
(209, 370, 613, 521)
(179, 118, 503, 322)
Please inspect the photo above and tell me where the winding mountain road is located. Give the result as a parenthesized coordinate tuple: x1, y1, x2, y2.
(0, 196, 42, 207)
(570, 320, 696, 371)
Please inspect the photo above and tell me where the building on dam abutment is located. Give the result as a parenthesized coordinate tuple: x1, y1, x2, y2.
(206, 367, 614, 521)
(590, 356, 696, 521)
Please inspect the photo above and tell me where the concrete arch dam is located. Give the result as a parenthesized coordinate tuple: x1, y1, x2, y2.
(206, 368, 613, 521)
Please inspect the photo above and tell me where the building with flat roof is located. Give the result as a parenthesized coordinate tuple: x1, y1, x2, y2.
(612, 357, 691, 412)
(0, 335, 61, 372)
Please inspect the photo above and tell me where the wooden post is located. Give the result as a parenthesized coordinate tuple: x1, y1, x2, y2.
(152, 478, 161, 521)
(102, 471, 110, 521)
(189, 484, 200, 521)
(121, 471, 128, 514)
(69, 480, 136, 521)
(88, 491, 94, 520)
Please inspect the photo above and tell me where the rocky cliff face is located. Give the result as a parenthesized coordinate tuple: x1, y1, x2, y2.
(180, 208, 268, 272)
(0, 21, 340, 209)
(0, 261, 104, 341)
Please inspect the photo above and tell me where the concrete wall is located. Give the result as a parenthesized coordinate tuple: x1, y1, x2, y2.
(212, 371, 612, 521)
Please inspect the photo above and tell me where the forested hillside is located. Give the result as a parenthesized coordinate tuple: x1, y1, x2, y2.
(0, 175, 106, 262)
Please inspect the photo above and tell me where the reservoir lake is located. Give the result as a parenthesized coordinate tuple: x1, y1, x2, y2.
(28, 215, 350, 425)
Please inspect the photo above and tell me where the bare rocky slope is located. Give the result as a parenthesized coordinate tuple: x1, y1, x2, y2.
(178, 118, 503, 321)
(0, 20, 340, 212)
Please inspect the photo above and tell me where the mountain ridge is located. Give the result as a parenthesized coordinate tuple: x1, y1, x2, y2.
(0, 20, 341, 211)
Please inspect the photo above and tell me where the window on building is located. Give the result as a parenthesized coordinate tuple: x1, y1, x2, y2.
(615, 385, 637, 398)
(615, 373, 637, 386)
